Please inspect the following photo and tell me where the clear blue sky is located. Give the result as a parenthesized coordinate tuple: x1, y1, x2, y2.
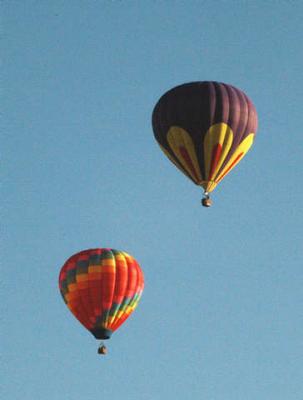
(2, 1, 302, 399)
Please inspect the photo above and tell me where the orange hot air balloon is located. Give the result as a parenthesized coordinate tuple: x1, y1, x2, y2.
(59, 248, 144, 355)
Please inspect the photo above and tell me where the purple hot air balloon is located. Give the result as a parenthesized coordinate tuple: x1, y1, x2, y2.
(152, 81, 258, 206)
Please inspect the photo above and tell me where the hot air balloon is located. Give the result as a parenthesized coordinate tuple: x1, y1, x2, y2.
(152, 81, 258, 206)
(58, 248, 144, 355)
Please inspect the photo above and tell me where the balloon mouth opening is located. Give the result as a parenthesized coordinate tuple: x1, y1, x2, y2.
(91, 328, 113, 340)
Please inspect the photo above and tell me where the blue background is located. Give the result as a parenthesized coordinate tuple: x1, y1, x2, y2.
(3, 1, 302, 399)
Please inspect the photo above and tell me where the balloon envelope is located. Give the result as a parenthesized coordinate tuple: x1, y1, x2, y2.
(59, 248, 144, 340)
(152, 81, 258, 194)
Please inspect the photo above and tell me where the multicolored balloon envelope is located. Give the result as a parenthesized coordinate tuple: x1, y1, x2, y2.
(59, 248, 144, 354)
(152, 81, 258, 206)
